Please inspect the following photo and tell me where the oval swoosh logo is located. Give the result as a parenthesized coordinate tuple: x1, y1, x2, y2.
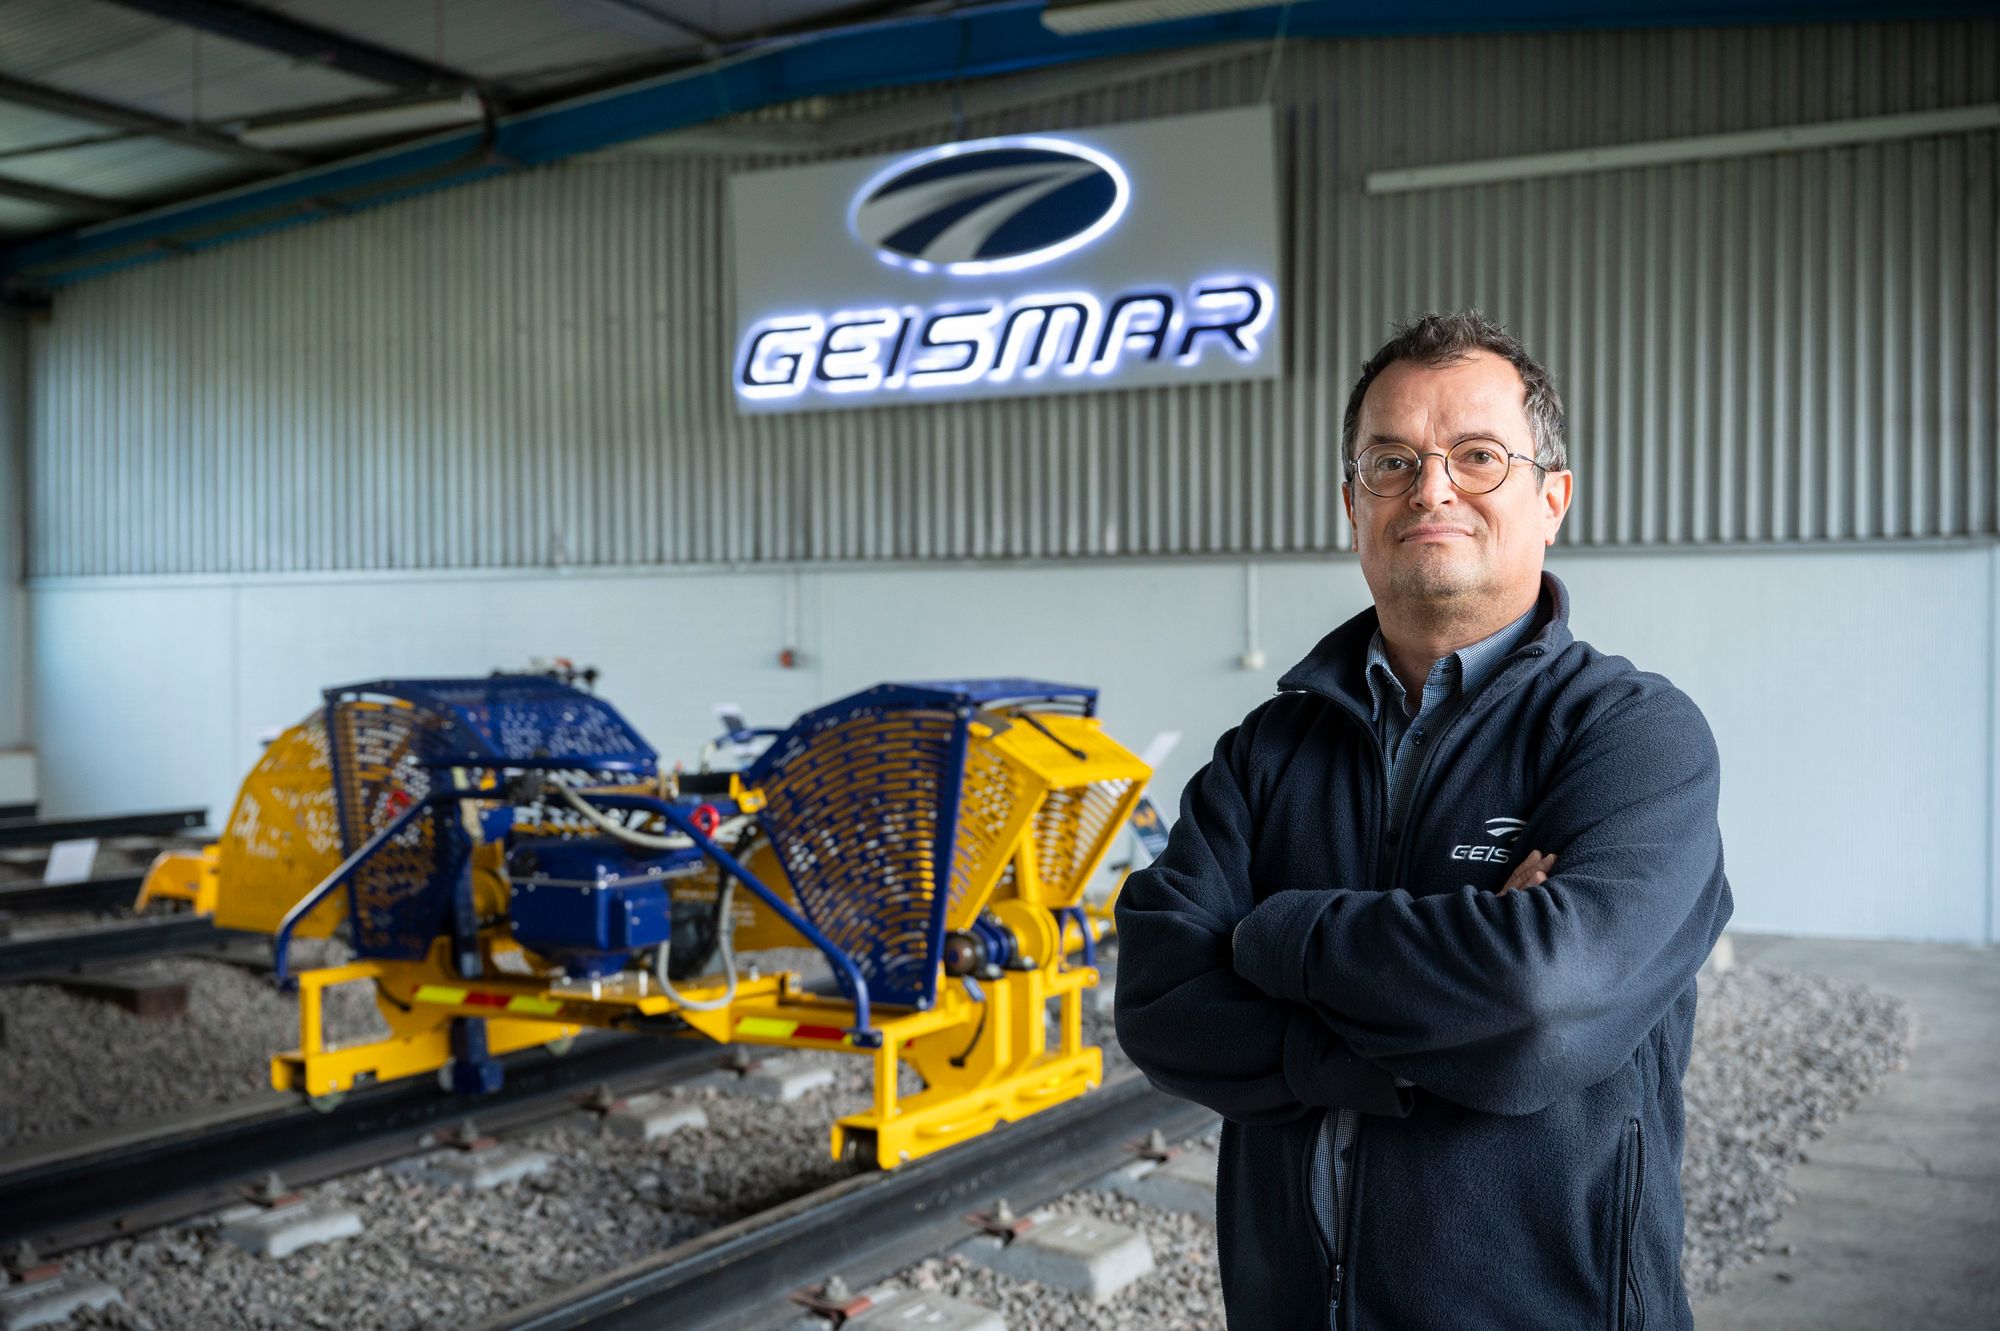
(851, 137, 1129, 275)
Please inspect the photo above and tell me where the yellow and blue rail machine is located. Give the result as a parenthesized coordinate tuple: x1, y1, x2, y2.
(148, 675, 1150, 1168)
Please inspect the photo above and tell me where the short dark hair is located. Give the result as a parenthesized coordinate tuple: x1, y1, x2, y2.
(1339, 311, 1567, 480)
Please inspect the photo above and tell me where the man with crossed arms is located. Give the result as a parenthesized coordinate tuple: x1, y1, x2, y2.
(1116, 311, 1732, 1330)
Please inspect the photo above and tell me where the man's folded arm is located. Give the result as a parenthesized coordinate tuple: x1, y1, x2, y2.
(1114, 705, 1413, 1125)
(1230, 684, 1734, 1117)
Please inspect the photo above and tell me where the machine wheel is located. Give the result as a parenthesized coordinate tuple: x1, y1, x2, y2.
(839, 1128, 878, 1168)
(307, 1090, 347, 1113)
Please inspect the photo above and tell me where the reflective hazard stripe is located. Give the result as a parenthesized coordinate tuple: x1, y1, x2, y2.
(411, 985, 562, 1017)
(735, 1016, 796, 1039)
(734, 1015, 852, 1046)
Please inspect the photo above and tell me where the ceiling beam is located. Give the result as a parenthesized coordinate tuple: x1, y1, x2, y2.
(15, 0, 1992, 290)
(99, 0, 484, 94)
(569, 0, 723, 47)
(0, 72, 304, 169)
(0, 176, 125, 220)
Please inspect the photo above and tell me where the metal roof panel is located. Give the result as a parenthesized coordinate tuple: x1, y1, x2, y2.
(0, 136, 254, 202)
(0, 194, 75, 237)
(0, 0, 386, 122)
(0, 0, 168, 75)
(0, 100, 116, 156)
(265, 0, 687, 86)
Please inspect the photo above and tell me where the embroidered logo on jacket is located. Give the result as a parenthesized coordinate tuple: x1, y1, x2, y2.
(1450, 815, 1525, 863)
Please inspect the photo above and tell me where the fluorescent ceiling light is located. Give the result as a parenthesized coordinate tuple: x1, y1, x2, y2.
(1366, 103, 2000, 193)
(1041, 0, 1277, 34)
(234, 92, 485, 152)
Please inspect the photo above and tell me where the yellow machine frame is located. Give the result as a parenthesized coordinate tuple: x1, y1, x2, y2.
(151, 701, 1147, 1169)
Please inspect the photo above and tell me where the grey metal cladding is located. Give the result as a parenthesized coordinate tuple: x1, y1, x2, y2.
(25, 20, 2000, 578)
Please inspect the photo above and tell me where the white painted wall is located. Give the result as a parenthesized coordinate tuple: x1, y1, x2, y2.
(27, 542, 1998, 943)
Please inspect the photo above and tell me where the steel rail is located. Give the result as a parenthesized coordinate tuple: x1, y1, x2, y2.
(0, 915, 260, 983)
(0, 873, 145, 916)
(0, 808, 206, 849)
(479, 1071, 1215, 1331)
(0, 1034, 721, 1255)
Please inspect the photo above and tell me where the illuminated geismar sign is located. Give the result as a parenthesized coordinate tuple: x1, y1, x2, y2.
(728, 107, 1281, 413)
(737, 279, 1273, 401)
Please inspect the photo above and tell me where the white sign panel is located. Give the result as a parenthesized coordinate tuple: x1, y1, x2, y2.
(729, 106, 1281, 413)
(43, 838, 99, 884)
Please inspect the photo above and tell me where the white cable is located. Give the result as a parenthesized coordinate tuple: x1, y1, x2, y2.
(552, 781, 684, 849)
(551, 783, 739, 1011)
(652, 877, 737, 1012)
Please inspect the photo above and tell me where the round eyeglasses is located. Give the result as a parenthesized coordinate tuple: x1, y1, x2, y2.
(1346, 439, 1546, 498)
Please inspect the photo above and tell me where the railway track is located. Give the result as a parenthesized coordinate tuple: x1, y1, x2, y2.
(0, 1033, 723, 1255)
(0, 873, 146, 916)
(0, 805, 220, 979)
(479, 1070, 1213, 1331)
(4, 983, 1208, 1331)
(0, 808, 205, 849)
(0, 913, 264, 983)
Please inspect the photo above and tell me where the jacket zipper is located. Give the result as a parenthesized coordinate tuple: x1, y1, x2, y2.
(1619, 1117, 1647, 1330)
(1313, 1106, 1357, 1328)
(1380, 645, 1544, 892)
(1330, 1111, 1362, 1328)
(1298, 1116, 1337, 1322)
(1317, 710, 1386, 1330)
(1304, 642, 1546, 1330)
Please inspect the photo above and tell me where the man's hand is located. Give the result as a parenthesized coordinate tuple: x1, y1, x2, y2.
(1497, 849, 1555, 895)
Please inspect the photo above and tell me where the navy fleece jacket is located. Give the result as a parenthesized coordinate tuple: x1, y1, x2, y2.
(1114, 572, 1732, 1331)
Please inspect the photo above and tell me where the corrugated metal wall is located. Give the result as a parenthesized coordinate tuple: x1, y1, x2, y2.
(1, 310, 26, 745)
(26, 20, 1999, 578)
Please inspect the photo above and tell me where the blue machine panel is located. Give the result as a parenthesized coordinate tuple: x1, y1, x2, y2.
(507, 839, 688, 978)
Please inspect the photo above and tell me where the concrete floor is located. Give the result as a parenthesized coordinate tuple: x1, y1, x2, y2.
(1691, 932, 2000, 1331)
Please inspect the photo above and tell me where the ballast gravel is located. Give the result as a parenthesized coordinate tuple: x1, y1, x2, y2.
(8, 951, 1913, 1331)
(1676, 965, 1915, 1297)
(0, 943, 382, 1150)
(871, 1132, 1225, 1331)
(59, 1052, 874, 1331)
(866, 963, 1916, 1330)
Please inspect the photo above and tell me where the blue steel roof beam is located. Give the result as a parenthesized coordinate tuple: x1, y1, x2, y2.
(97, 0, 492, 97)
(0, 0, 1285, 286)
(6, 0, 1995, 290)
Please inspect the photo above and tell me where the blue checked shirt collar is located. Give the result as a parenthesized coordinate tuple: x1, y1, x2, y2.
(1364, 602, 1540, 727)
